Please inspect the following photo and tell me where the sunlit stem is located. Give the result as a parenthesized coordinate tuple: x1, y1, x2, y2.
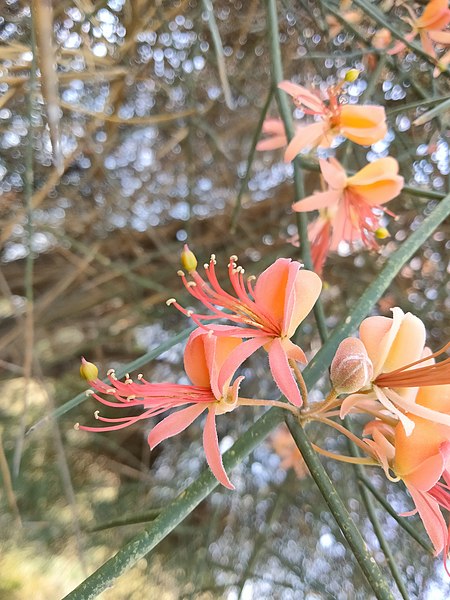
(312, 416, 377, 459)
(237, 397, 299, 415)
(289, 359, 309, 407)
(310, 443, 378, 466)
(314, 388, 339, 415)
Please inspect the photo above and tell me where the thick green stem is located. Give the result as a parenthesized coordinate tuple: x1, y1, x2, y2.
(286, 416, 395, 600)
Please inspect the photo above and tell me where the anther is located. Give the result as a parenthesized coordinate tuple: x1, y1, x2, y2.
(230, 255, 238, 261)
(138, 374, 143, 380)
(85, 389, 94, 396)
(177, 270, 185, 277)
(94, 410, 100, 419)
(247, 275, 256, 282)
(166, 298, 177, 306)
(74, 423, 80, 430)
(186, 310, 193, 317)
(187, 281, 196, 288)
(204, 263, 209, 269)
(107, 368, 115, 376)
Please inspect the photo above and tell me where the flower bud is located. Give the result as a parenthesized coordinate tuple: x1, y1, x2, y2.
(180, 244, 198, 272)
(80, 357, 99, 382)
(330, 338, 373, 394)
(375, 227, 390, 239)
(344, 69, 360, 82)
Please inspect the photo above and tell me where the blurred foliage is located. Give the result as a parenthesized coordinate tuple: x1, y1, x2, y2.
(0, 0, 449, 598)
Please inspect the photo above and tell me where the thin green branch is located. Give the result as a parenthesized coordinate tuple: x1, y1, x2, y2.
(230, 87, 274, 233)
(286, 416, 395, 600)
(345, 419, 409, 600)
(266, 0, 328, 343)
(358, 476, 433, 555)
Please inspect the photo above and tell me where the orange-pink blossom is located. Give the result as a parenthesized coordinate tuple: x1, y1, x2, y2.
(168, 251, 322, 407)
(77, 328, 246, 489)
(292, 157, 404, 272)
(363, 384, 450, 565)
(278, 81, 387, 160)
(340, 307, 450, 436)
(389, 0, 450, 61)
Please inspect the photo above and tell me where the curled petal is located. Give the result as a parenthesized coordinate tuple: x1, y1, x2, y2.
(319, 158, 347, 190)
(268, 338, 303, 407)
(292, 190, 342, 213)
(148, 403, 207, 448)
(278, 81, 324, 112)
(203, 407, 234, 489)
(405, 484, 447, 556)
(284, 123, 328, 161)
(217, 336, 270, 392)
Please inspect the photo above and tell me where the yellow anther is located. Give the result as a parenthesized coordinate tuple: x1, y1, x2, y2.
(180, 244, 198, 272)
(80, 358, 99, 382)
(344, 69, 360, 82)
(375, 227, 390, 239)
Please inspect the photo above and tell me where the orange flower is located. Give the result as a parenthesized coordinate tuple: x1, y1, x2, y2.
(340, 308, 450, 435)
(389, 0, 450, 61)
(278, 80, 387, 160)
(292, 157, 403, 272)
(363, 385, 450, 564)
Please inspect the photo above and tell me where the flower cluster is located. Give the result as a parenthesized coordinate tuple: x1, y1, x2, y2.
(78, 250, 322, 489)
(327, 308, 450, 566)
(257, 71, 405, 272)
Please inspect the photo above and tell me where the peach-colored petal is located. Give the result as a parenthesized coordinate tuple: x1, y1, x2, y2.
(340, 104, 386, 129)
(292, 190, 342, 213)
(319, 158, 347, 190)
(428, 30, 450, 43)
(417, 384, 450, 413)
(184, 329, 212, 388)
(261, 118, 285, 135)
(383, 311, 426, 372)
(203, 407, 234, 489)
(148, 403, 207, 448)
(278, 81, 324, 112)
(268, 337, 303, 406)
(282, 338, 307, 364)
(256, 136, 287, 151)
(349, 179, 404, 206)
(347, 157, 399, 186)
(374, 386, 416, 436)
(417, 0, 450, 30)
(284, 268, 322, 337)
(405, 484, 447, 555)
(253, 258, 291, 325)
(217, 336, 270, 392)
(420, 30, 437, 59)
(284, 122, 328, 161)
(359, 308, 404, 376)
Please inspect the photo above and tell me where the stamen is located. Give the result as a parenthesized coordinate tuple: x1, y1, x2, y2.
(177, 270, 184, 276)
(137, 374, 144, 380)
(94, 410, 100, 419)
(86, 389, 94, 396)
(107, 368, 115, 376)
(74, 423, 80, 430)
(187, 282, 196, 288)
(166, 298, 177, 306)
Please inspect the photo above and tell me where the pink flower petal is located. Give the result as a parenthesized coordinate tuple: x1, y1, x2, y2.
(319, 158, 347, 190)
(359, 308, 404, 376)
(292, 190, 342, 213)
(256, 136, 287, 151)
(405, 484, 447, 556)
(284, 123, 327, 162)
(268, 338, 303, 407)
(383, 311, 426, 372)
(203, 407, 234, 489)
(148, 403, 206, 448)
(284, 269, 322, 338)
(218, 336, 270, 391)
(282, 338, 307, 364)
(184, 329, 212, 388)
(278, 81, 324, 112)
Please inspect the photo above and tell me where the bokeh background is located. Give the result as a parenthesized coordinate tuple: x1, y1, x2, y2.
(0, 0, 449, 598)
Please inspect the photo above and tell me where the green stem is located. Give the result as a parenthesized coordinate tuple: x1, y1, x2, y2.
(345, 419, 409, 600)
(285, 416, 395, 600)
(266, 0, 328, 342)
(230, 87, 274, 233)
(359, 476, 433, 555)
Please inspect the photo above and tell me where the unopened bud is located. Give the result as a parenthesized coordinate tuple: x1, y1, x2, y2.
(180, 244, 198, 272)
(330, 338, 373, 394)
(375, 227, 390, 239)
(80, 357, 99, 382)
(344, 69, 360, 82)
